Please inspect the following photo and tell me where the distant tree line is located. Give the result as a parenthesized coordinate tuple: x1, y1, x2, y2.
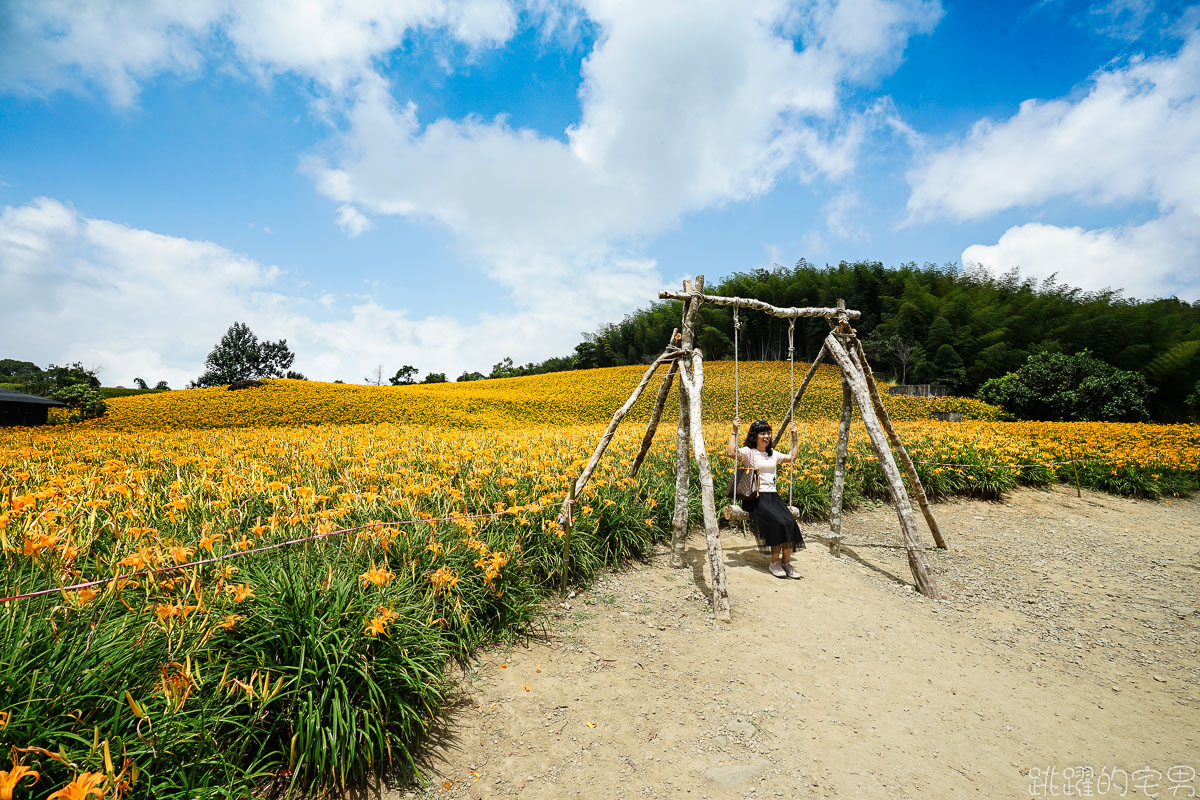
(0, 359, 110, 419)
(467, 261, 1199, 421)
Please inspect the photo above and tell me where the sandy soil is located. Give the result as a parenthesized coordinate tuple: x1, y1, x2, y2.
(385, 485, 1200, 800)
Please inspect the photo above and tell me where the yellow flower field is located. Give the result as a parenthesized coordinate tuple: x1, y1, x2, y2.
(79, 361, 1001, 430)
(2, 366, 1197, 798)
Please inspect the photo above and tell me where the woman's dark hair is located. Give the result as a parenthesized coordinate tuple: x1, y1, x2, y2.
(743, 420, 773, 456)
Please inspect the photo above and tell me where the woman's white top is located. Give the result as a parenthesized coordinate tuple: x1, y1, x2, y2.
(738, 446, 787, 493)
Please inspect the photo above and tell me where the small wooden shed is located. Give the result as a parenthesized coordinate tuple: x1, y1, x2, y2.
(0, 389, 67, 427)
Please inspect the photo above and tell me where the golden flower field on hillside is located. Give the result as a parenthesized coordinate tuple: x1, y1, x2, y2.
(81, 361, 1001, 430)
(2, 367, 1198, 797)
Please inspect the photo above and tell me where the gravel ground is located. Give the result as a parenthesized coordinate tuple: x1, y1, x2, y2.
(382, 485, 1200, 800)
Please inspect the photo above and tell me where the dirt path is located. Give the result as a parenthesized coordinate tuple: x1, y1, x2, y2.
(389, 486, 1200, 799)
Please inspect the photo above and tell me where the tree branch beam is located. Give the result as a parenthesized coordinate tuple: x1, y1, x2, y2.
(657, 291, 861, 320)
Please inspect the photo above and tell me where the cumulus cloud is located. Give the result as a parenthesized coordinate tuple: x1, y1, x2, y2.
(907, 29, 1200, 299)
(0, 0, 517, 104)
(307, 0, 941, 303)
(0, 1, 949, 376)
(962, 211, 1200, 301)
(0, 198, 645, 385)
(334, 204, 374, 238)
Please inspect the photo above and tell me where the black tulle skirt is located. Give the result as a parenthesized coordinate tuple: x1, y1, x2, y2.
(741, 491, 805, 553)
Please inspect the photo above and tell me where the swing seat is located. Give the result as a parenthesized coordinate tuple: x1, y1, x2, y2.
(722, 504, 801, 522)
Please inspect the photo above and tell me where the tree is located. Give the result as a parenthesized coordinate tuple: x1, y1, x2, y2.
(0, 359, 42, 384)
(284, 371, 307, 381)
(932, 344, 967, 390)
(258, 340, 295, 378)
(133, 378, 149, 389)
(153, 380, 171, 390)
(696, 326, 732, 360)
(978, 350, 1153, 422)
(489, 357, 518, 379)
(457, 370, 485, 382)
(422, 372, 447, 384)
(53, 384, 107, 421)
(389, 366, 418, 385)
(192, 322, 295, 387)
(1186, 380, 1200, 421)
(863, 332, 914, 383)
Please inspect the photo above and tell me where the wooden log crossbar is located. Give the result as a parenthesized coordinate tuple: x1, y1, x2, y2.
(657, 291, 862, 320)
(562, 275, 944, 622)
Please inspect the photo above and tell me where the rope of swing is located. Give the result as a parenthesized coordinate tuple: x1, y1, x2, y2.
(732, 302, 740, 425)
(787, 318, 796, 507)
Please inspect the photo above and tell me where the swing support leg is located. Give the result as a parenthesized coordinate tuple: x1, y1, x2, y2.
(671, 281, 702, 568)
(557, 348, 675, 529)
(825, 332, 941, 600)
(670, 374, 691, 568)
(678, 346, 731, 622)
(630, 330, 681, 477)
(829, 373, 852, 556)
(847, 337, 947, 549)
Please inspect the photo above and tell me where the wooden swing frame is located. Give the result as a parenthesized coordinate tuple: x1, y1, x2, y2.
(558, 275, 945, 621)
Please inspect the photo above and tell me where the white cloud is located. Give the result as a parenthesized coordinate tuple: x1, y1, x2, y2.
(0, 2, 948, 377)
(307, 0, 941, 303)
(0, 197, 659, 385)
(962, 211, 1200, 300)
(823, 190, 866, 239)
(0, 0, 517, 105)
(334, 204, 373, 237)
(1085, 0, 1158, 42)
(908, 29, 1200, 299)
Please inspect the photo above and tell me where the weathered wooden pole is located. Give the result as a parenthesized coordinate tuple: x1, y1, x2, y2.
(828, 374, 852, 556)
(677, 346, 731, 622)
(560, 479, 576, 593)
(630, 330, 681, 477)
(670, 278, 703, 568)
(771, 343, 828, 448)
(847, 337, 947, 549)
(824, 332, 941, 599)
(656, 292, 862, 320)
(557, 348, 678, 527)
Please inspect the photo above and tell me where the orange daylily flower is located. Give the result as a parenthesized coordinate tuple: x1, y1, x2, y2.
(0, 752, 40, 800)
(46, 771, 105, 800)
(429, 567, 459, 594)
(364, 605, 400, 637)
(358, 565, 394, 587)
(226, 584, 256, 602)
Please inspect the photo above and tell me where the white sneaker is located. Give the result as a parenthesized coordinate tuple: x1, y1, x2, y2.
(769, 561, 786, 578)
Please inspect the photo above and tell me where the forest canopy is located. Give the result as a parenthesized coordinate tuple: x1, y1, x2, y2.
(530, 261, 1199, 421)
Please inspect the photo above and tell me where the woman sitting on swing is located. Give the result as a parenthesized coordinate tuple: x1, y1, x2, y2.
(728, 418, 806, 579)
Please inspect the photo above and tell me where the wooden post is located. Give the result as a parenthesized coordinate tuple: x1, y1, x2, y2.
(558, 349, 675, 526)
(824, 332, 941, 600)
(560, 479, 576, 594)
(848, 336, 948, 550)
(771, 343, 828, 448)
(828, 374, 852, 556)
(630, 330, 681, 477)
(670, 278, 703, 568)
(678, 346, 731, 622)
(1069, 442, 1082, 498)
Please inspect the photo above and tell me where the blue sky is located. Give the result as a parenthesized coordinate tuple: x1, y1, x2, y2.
(1, 0, 1198, 387)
